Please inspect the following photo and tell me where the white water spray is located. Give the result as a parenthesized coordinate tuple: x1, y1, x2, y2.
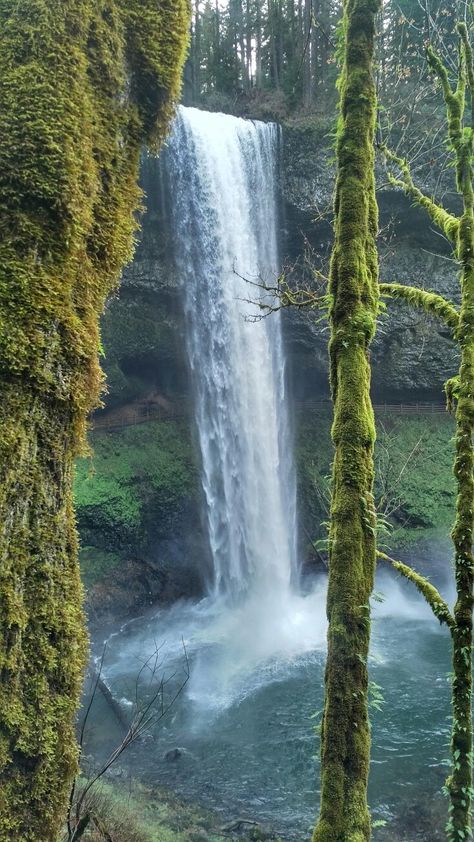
(165, 106, 297, 603)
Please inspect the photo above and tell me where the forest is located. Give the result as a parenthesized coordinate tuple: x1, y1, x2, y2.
(0, 1, 473, 841)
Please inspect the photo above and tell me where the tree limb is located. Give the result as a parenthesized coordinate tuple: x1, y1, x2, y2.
(380, 146, 459, 242)
(380, 282, 460, 331)
(377, 550, 455, 629)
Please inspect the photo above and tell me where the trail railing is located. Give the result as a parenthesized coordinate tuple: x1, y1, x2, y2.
(91, 398, 447, 433)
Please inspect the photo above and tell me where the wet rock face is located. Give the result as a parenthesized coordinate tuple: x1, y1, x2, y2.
(282, 126, 460, 400)
(84, 126, 460, 623)
(103, 128, 460, 408)
(101, 155, 190, 411)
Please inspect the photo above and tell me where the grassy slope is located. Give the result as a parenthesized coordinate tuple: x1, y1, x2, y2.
(75, 419, 197, 589)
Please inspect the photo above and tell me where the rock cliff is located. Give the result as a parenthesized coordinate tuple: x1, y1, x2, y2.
(77, 117, 459, 623)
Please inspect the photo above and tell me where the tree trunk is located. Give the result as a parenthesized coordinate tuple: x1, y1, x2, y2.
(426, 31, 474, 838)
(313, 0, 379, 839)
(447, 78, 474, 842)
(449, 229, 474, 837)
(269, 0, 281, 89)
(255, 0, 263, 87)
(0, 2, 190, 838)
(303, 0, 313, 108)
(246, 0, 252, 87)
(236, 0, 249, 89)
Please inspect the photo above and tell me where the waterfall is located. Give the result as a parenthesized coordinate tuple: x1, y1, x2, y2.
(164, 106, 297, 603)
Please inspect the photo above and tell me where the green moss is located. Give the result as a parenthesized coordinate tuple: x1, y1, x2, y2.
(420, 33, 474, 841)
(312, 2, 380, 840)
(383, 146, 460, 243)
(379, 283, 460, 333)
(0, 1, 189, 838)
(383, 24, 474, 839)
(75, 420, 197, 535)
(378, 550, 454, 628)
(79, 422, 195, 544)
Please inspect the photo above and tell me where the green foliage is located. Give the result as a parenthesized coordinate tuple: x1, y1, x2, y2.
(298, 411, 456, 551)
(68, 777, 229, 842)
(79, 547, 121, 590)
(383, 17, 474, 838)
(377, 415, 455, 531)
(75, 421, 197, 541)
(188, 0, 340, 115)
(0, 1, 189, 838)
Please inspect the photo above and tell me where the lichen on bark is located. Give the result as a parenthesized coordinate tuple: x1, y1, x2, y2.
(0, 1, 189, 838)
(312, 1, 380, 840)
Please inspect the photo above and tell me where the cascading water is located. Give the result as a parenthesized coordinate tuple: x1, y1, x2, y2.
(92, 110, 452, 837)
(165, 106, 297, 603)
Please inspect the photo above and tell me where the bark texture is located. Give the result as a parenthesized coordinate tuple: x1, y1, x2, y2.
(0, 2, 189, 838)
(312, 1, 380, 840)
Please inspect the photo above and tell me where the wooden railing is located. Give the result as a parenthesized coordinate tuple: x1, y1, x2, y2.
(91, 400, 189, 431)
(295, 400, 446, 415)
(91, 398, 447, 433)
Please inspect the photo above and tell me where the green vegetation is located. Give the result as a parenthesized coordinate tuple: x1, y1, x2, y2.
(381, 15, 474, 839)
(298, 411, 456, 553)
(74, 420, 199, 619)
(187, 0, 457, 119)
(78, 412, 456, 600)
(79, 548, 122, 591)
(0, 1, 189, 838)
(75, 420, 197, 545)
(63, 777, 229, 842)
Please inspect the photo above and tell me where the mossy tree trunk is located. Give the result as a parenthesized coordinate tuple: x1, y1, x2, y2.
(0, 2, 189, 839)
(430, 29, 474, 838)
(379, 21, 474, 839)
(313, 1, 380, 840)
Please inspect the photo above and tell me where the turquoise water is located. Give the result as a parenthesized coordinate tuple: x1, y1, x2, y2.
(86, 571, 453, 840)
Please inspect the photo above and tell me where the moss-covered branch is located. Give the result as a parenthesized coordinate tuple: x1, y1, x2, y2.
(0, 2, 189, 839)
(381, 146, 459, 242)
(377, 551, 455, 629)
(458, 22, 474, 127)
(380, 25, 474, 841)
(380, 283, 460, 331)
